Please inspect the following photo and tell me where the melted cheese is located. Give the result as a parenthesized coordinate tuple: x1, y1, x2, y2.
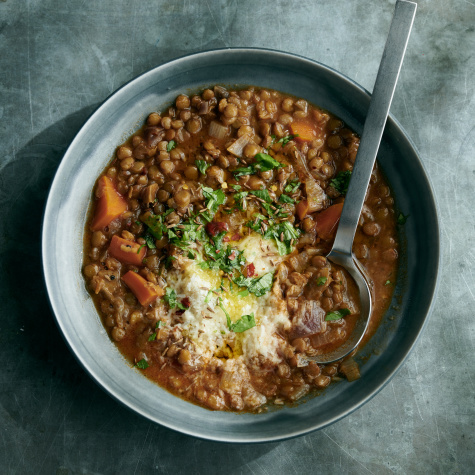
(166, 232, 290, 365)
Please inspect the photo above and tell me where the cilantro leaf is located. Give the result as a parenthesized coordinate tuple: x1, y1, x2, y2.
(229, 313, 256, 333)
(232, 153, 283, 177)
(234, 272, 274, 297)
(148, 332, 157, 341)
(217, 299, 232, 329)
(234, 191, 249, 210)
(232, 165, 255, 177)
(278, 194, 295, 204)
(195, 159, 210, 175)
(330, 171, 352, 195)
(144, 233, 156, 249)
(316, 276, 327, 286)
(276, 134, 298, 146)
(250, 189, 272, 203)
(253, 153, 284, 172)
(397, 213, 409, 225)
(135, 359, 149, 369)
(284, 180, 301, 193)
(201, 186, 227, 222)
(163, 287, 187, 310)
(325, 308, 351, 321)
(166, 140, 176, 152)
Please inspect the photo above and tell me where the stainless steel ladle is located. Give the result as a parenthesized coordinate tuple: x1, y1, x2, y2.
(310, 0, 417, 364)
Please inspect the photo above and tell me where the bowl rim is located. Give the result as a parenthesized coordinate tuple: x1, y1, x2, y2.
(42, 46, 441, 443)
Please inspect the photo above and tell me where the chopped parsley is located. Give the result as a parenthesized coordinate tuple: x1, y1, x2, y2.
(166, 140, 176, 152)
(163, 287, 187, 310)
(330, 171, 352, 195)
(201, 186, 227, 222)
(397, 212, 409, 225)
(325, 308, 351, 321)
(276, 134, 298, 146)
(233, 191, 249, 210)
(144, 233, 156, 249)
(233, 152, 284, 177)
(142, 209, 174, 240)
(316, 276, 327, 286)
(278, 194, 295, 204)
(218, 298, 256, 333)
(155, 321, 165, 328)
(148, 332, 157, 341)
(284, 179, 301, 194)
(385, 280, 392, 286)
(135, 359, 149, 369)
(195, 159, 210, 175)
(233, 272, 274, 297)
(229, 313, 256, 333)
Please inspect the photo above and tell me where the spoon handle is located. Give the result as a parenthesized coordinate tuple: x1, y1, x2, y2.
(330, 0, 416, 257)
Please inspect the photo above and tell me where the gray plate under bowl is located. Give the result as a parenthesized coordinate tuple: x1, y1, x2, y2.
(42, 48, 440, 443)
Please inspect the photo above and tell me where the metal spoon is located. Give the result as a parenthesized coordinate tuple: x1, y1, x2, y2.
(310, 0, 417, 364)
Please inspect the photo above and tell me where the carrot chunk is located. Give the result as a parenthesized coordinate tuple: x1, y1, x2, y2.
(108, 235, 146, 266)
(315, 202, 344, 240)
(296, 200, 310, 220)
(91, 176, 127, 231)
(122, 271, 164, 306)
(290, 121, 318, 142)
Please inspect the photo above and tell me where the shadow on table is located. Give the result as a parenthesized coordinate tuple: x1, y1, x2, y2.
(0, 107, 278, 472)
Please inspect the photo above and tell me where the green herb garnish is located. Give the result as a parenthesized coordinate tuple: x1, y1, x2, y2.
(166, 140, 176, 152)
(137, 244, 146, 254)
(279, 194, 295, 204)
(316, 276, 327, 286)
(163, 287, 187, 310)
(135, 359, 149, 369)
(330, 171, 352, 195)
(195, 159, 210, 175)
(385, 280, 392, 286)
(284, 180, 301, 194)
(325, 308, 351, 321)
(148, 333, 157, 341)
(397, 213, 408, 225)
(233, 153, 284, 177)
(229, 313, 256, 333)
(233, 272, 274, 297)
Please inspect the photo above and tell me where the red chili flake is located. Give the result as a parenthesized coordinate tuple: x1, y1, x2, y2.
(246, 263, 256, 277)
(181, 297, 191, 308)
(228, 251, 236, 261)
(215, 249, 221, 254)
(231, 233, 241, 241)
(205, 221, 229, 237)
(223, 235, 230, 242)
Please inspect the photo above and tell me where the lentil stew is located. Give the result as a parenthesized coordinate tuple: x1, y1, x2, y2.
(83, 86, 398, 412)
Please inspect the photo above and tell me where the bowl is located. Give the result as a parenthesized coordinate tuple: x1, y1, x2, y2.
(42, 48, 440, 443)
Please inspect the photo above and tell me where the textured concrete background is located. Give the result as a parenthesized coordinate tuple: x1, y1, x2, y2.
(1, 0, 474, 473)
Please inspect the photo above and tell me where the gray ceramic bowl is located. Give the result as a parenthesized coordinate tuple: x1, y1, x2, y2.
(42, 48, 439, 443)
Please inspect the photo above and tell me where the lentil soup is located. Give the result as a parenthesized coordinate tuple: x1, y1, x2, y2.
(82, 86, 398, 412)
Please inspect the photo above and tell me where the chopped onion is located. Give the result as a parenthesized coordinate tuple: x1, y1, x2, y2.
(305, 178, 327, 213)
(209, 121, 229, 140)
(226, 134, 260, 157)
(290, 300, 327, 339)
(339, 357, 361, 381)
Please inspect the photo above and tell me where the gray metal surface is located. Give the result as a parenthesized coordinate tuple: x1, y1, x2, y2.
(1, 0, 474, 473)
(323, 0, 416, 364)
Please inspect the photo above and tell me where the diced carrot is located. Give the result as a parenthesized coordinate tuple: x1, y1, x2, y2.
(315, 202, 344, 240)
(91, 176, 128, 231)
(108, 235, 146, 266)
(296, 200, 310, 220)
(122, 271, 164, 306)
(290, 121, 318, 142)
